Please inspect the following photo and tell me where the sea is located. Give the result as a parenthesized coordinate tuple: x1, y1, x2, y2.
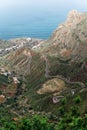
(0, 13, 67, 40)
(0, 0, 87, 40)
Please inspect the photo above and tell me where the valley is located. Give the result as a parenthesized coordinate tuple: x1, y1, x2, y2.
(0, 10, 87, 129)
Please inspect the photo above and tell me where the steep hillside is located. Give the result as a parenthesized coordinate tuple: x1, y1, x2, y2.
(0, 10, 87, 116)
(40, 10, 87, 61)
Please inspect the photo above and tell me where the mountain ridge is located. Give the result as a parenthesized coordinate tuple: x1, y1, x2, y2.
(0, 10, 87, 117)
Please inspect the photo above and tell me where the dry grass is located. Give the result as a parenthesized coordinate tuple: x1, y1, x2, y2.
(37, 78, 66, 94)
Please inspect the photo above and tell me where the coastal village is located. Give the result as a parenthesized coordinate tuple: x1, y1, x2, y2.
(0, 37, 44, 55)
(0, 38, 32, 54)
(0, 37, 44, 105)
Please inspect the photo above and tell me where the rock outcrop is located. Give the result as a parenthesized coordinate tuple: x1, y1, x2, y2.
(42, 10, 87, 61)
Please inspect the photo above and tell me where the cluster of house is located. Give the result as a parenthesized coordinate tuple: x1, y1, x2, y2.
(0, 37, 44, 55)
(0, 43, 24, 55)
(32, 40, 44, 50)
(32, 44, 41, 49)
(0, 67, 20, 84)
(0, 38, 32, 55)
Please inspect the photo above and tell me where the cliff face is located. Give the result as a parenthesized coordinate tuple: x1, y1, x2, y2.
(41, 10, 87, 60)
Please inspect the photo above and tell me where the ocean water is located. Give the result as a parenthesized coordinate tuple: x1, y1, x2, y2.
(0, 0, 87, 40)
(0, 14, 66, 40)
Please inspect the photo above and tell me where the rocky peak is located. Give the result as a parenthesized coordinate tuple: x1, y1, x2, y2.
(55, 10, 83, 31)
(43, 10, 87, 60)
(65, 10, 83, 28)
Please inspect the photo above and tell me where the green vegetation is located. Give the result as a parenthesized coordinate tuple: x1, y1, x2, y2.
(0, 11, 87, 130)
(0, 114, 55, 130)
(0, 75, 9, 86)
(73, 95, 82, 104)
(0, 98, 87, 130)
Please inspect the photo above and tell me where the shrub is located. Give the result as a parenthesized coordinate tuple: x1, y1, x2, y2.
(58, 107, 65, 115)
(60, 97, 67, 105)
(19, 115, 55, 130)
(73, 95, 82, 104)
